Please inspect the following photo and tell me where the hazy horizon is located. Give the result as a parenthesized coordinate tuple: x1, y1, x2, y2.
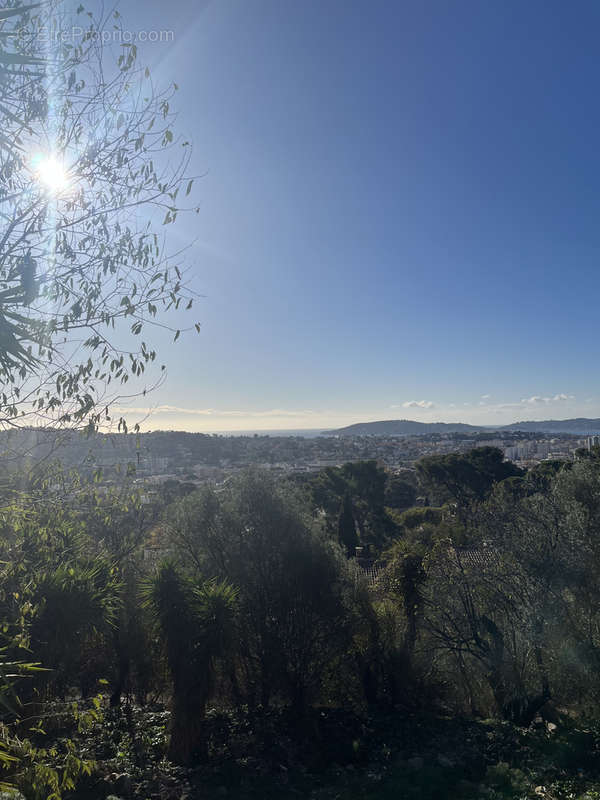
(111, 406, 600, 434)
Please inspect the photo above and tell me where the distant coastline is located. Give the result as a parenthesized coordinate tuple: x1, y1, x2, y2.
(325, 417, 600, 436)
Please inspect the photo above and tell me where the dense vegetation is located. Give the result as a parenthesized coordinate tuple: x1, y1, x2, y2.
(2, 446, 600, 797)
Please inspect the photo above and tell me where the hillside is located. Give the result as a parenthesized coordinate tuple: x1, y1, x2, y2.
(327, 417, 600, 436)
(325, 419, 483, 436)
(500, 417, 600, 434)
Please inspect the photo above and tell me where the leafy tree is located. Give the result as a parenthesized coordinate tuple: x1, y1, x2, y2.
(338, 491, 358, 556)
(416, 447, 523, 519)
(310, 460, 391, 550)
(525, 459, 571, 493)
(424, 539, 551, 724)
(423, 458, 600, 722)
(386, 505, 465, 551)
(164, 485, 223, 575)
(397, 506, 442, 527)
(0, 1, 198, 431)
(0, 479, 108, 797)
(384, 472, 417, 510)
(397, 552, 426, 656)
(166, 472, 354, 715)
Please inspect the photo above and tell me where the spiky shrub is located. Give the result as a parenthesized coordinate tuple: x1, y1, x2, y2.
(28, 561, 119, 698)
(145, 563, 237, 764)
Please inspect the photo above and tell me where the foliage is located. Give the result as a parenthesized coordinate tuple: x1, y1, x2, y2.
(416, 447, 523, 514)
(0, 465, 151, 796)
(145, 563, 237, 763)
(384, 471, 417, 510)
(0, 0, 198, 430)
(4, 443, 600, 795)
(338, 491, 358, 556)
(309, 460, 392, 550)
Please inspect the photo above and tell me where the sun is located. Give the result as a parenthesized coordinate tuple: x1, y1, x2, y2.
(31, 153, 70, 193)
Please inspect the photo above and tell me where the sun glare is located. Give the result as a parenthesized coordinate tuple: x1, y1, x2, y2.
(32, 153, 70, 193)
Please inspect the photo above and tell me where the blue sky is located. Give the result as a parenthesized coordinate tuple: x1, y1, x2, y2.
(106, 0, 600, 430)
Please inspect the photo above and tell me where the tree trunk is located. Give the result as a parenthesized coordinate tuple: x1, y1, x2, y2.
(168, 687, 207, 764)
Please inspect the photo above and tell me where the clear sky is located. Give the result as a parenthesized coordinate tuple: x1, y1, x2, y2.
(105, 0, 600, 431)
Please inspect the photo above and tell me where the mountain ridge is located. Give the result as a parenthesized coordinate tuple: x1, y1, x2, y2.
(326, 417, 600, 436)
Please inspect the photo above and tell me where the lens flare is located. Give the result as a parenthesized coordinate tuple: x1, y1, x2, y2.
(31, 153, 69, 193)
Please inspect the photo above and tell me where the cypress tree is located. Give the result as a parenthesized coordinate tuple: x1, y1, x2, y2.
(338, 492, 359, 557)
